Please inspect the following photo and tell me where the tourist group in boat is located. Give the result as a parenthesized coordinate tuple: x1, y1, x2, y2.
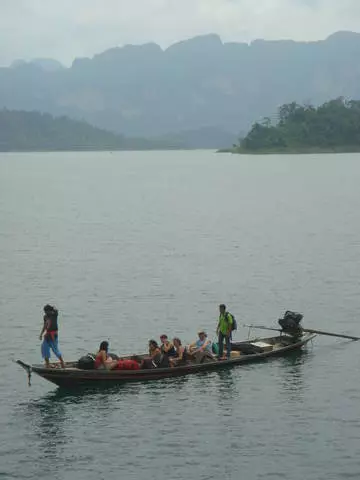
(25, 302, 357, 388)
(39, 303, 237, 370)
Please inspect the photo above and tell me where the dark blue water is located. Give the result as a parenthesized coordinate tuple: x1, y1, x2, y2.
(1, 151, 360, 480)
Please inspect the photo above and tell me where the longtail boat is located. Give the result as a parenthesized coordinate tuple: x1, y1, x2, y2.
(16, 331, 316, 389)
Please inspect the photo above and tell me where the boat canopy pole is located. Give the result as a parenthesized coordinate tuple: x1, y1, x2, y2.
(243, 325, 360, 341)
(302, 328, 360, 341)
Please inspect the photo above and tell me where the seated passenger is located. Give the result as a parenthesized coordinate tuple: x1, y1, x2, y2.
(189, 330, 213, 354)
(141, 340, 170, 369)
(149, 339, 161, 361)
(160, 334, 177, 357)
(188, 331, 215, 363)
(169, 337, 187, 367)
(94, 341, 118, 370)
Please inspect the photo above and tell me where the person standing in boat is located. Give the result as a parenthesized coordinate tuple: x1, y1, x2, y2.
(39, 304, 65, 368)
(216, 304, 233, 360)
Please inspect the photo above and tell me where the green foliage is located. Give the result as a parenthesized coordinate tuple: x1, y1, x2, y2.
(0, 109, 163, 151)
(236, 98, 360, 153)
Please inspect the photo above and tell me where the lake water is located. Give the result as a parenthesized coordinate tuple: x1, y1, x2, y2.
(1, 151, 360, 480)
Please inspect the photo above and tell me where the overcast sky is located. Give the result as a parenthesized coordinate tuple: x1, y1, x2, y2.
(1, 0, 359, 66)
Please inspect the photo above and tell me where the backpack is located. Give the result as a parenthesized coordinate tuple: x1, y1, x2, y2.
(227, 312, 237, 331)
(77, 353, 96, 370)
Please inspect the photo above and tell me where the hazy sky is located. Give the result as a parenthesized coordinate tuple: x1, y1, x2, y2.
(1, 0, 360, 66)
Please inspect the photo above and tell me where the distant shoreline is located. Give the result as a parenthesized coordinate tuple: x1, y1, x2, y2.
(218, 146, 360, 154)
(0, 147, 201, 153)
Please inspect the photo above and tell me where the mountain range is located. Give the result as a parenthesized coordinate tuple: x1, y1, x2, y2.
(2, 31, 360, 148)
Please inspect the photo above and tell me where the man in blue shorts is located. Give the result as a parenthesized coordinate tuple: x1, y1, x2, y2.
(39, 304, 65, 368)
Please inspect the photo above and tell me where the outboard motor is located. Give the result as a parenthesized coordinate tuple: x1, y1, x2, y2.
(278, 310, 303, 337)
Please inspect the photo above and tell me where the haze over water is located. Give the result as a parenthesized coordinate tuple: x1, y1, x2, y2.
(1, 150, 360, 480)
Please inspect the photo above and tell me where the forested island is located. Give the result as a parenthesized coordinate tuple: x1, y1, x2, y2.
(0, 110, 167, 151)
(228, 98, 360, 154)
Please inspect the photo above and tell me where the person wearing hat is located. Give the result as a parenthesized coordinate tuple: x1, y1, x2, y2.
(189, 330, 212, 354)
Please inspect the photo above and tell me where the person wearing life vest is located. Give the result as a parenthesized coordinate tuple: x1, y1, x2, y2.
(216, 304, 233, 360)
(39, 304, 65, 368)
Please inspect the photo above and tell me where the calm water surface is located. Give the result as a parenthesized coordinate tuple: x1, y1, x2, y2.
(1, 151, 360, 480)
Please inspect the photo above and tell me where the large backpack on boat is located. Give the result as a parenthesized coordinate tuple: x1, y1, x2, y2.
(278, 311, 303, 335)
(77, 353, 96, 370)
(227, 312, 237, 332)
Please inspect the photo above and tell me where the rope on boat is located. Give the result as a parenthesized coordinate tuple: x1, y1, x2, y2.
(27, 367, 32, 387)
(15, 360, 32, 387)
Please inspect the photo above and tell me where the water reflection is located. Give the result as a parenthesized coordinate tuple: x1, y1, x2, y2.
(277, 349, 312, 402)
(142, 375, 189, 396)
(215, 369, 237, 392)
(17, 380, 147, 462)
(21, 393, 67, 461)
(45, 382, 142, 402)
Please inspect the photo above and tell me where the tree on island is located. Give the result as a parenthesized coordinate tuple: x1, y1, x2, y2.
(235, 98, 360, 153)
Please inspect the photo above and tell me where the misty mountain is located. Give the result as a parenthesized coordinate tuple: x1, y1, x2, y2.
(30, 58, 64, 72)
(11, 58, 64, 72)
(1, 31, 360, 145)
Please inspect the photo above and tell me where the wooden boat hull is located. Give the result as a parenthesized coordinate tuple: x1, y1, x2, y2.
(17, 333, 315, 389)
